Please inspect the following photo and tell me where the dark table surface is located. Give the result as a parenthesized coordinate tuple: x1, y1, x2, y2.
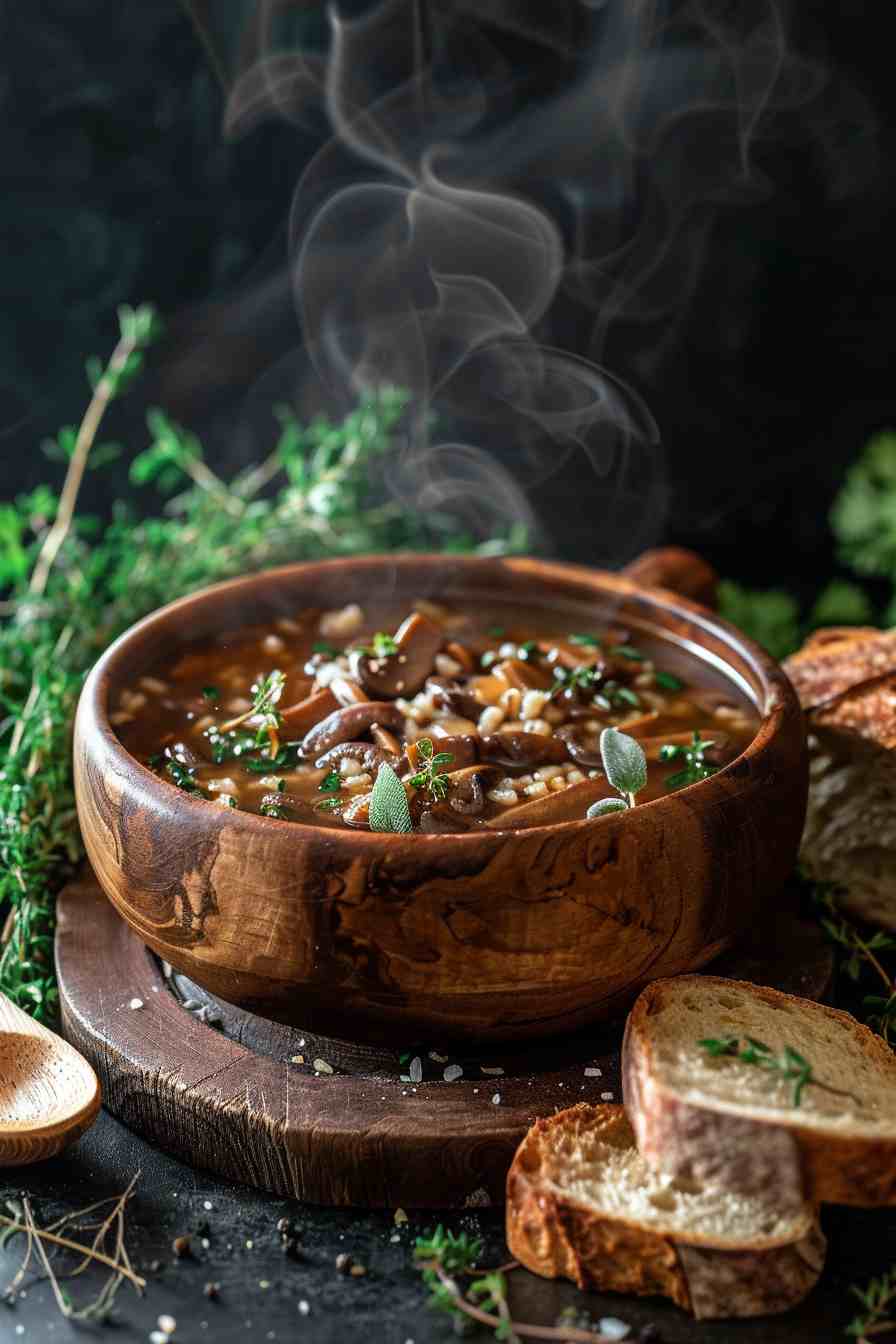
(1, 1108, 895, 1344)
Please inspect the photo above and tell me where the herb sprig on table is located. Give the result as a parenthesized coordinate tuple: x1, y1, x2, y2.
(811, 880, 896, 1045)
(848, 1265, 896, 1342)
(413, 1227, 621, 1342)
(0, 304, 522, 1022)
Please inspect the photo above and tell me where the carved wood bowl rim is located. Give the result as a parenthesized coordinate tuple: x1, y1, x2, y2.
(77, 551, 799, 851)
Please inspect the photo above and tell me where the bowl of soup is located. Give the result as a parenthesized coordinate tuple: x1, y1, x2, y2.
(74, 552, 807, 1041)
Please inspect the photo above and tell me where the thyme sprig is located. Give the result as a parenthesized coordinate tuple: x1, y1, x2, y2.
(413, 1227, 619, 1342)
(0, 307, 521, 1021)
(812, 882, 896, 1044)
(219, 669, 286, 757)
(848, 1265, 896, 1341)
(698, 1035, 859, 1108)
(0, 1176, 144, 1323)
(660, 729, 718, 788)
(408, 737, 454, 802)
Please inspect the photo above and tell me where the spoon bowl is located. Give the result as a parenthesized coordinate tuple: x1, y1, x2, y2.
(0, 991, 101, 1166)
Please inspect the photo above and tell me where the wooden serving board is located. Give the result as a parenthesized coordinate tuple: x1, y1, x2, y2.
(56, 869, 834, 1209)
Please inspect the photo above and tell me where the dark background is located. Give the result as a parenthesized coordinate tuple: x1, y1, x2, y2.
(1, 0, 894, 592)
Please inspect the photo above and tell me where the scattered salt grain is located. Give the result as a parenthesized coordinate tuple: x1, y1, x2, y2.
(443, 1064, 463, 1082)
(409, 1056, 423, 1083)
(584, 1067, 602, 1077)
(491, 1093, 501, 1105)
(598, 1319, 630, 1340)
(150, 1333, 168, 1344)
(601, 1091, 614, 1101)
(129, 998, 144, 1010)
(313, 1059, 334, 1074)
(203, 1201, 213, 1211)
(157, 1316, 177, 1335)
(298, 1300, 311, 1315)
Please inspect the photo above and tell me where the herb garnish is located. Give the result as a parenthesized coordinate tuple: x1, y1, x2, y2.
(812, 881, 896, 1043)
(319, 770, 341, 793)
(260, 796, 289, 819)
(201, 685, 220, 701)
(164, 759, 206, 798)
(413, 1227, 613, 1342)
(219, 669, 286, 758)
(550, 662, 602, 700)
(848, 1265, 896, 1342)
(697, 1035, 858, 1108)
(369, 763, 413, 832)
(311, 641, 339, 656)
(660, 730, 718, 788)
(587, 727, 647, 817)
(654, 670, 684, 691)
(614, 644, 644, 661)
(516, 640, 538, 661)
(601, 680, 641, 710)
(354, 631, 398, 659)
(408, 737, 454, 801)
(569, 633, 601, 648)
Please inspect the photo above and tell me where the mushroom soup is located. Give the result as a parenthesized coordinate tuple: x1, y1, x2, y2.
(113, 597, 757, 833)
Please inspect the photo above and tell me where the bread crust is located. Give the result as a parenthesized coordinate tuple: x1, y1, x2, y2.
(623, 976, 896, 1208)
(785, 628, 896, 726)
(505, 1104, 825, 1320)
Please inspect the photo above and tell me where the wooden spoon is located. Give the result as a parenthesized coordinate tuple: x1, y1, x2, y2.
(0, 990, 101, 1166)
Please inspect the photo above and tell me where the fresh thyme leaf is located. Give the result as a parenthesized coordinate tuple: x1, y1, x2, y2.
(516, 640, 538, 661)
(314, 797, 342, 812)
(569, 632, 601, 647)
(201, 685, 220, 701)
(312, 641, 339, 655)
(697, 1034, 857, 1109)
(847, 1264, 896, 1340)
(260, 796, 289, 819)
(408, 737, 454, 802)
(319, 770, 341, 793)
(654, 670, 684, 691)
(661, 730, 718, 789)
(487, 625, 505, 637)
(481, 650, 499, 668)
(549, 662, 602, 700)
(164, 760, 206, 797)
(615, 644, 644, 661)
(369, 763, 413, 832)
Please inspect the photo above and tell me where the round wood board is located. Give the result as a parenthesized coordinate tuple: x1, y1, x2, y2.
(56, 868, 834, 1209)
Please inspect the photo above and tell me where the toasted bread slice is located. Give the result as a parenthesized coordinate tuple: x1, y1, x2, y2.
(785, 627, 896, 929)
(623, 976, 896, 1210)
(506, 1104, 824, 1320)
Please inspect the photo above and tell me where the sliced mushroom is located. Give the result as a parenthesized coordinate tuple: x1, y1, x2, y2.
(425, 677, 483, 721)
(313, 741, 400, 775)
(370, 722, 403, 755)
(483, 777, 613, 829)
(494, 658, 553, 692)
(446, 765, 502, 815)
(350, 612, 443, 698)
(301, 702, 406, 756)
(554, 725, 603, 768)
(280, 687, 339, 736)
(342, 791, 374, 828)
(329, 676, 369, 707)
(478, 732, 569, 769)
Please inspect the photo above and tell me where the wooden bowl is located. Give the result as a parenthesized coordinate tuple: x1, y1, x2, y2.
(74, 552, 807, 1042)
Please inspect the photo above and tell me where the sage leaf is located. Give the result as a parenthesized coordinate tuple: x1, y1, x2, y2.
(600, 727, 647, 799)
(369, 763, 413, 833)
(586, 797, 629, 818)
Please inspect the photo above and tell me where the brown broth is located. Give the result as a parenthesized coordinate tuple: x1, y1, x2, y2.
(113, 597, 758, 832)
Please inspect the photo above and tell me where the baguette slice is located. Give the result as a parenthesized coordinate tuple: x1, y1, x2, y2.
(624, 975, 896, 1210)
(506, 1104, 824, 1320)
(784, 626, 896, 929)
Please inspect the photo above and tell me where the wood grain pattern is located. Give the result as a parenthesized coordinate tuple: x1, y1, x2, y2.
(55, 870, 833, 1207)
(0, 989, 100, 1166)
(73, 553, 808, 1042)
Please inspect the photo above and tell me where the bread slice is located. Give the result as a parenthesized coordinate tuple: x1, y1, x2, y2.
(784, 627, 896, 928)
(623, 975, 896, 1210)
(505, 1103, 825, 1320)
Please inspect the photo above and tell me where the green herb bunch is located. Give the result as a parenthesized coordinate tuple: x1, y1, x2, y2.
(812, 880, 896, 1045)
(0, 303, 521, 1021)
(660, 729, 718, 789)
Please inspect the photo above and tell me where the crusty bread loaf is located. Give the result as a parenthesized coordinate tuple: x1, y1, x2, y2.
(784, 626, 896, 928)
(623, 975, 896, 1210)
(505, 1103, 825, 1320)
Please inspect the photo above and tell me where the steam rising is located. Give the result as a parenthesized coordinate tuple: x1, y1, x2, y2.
(216, 0, 872, 560)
